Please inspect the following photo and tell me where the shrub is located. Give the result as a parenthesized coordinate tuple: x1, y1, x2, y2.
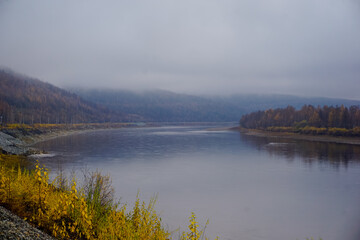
(0, 156, 218, 240)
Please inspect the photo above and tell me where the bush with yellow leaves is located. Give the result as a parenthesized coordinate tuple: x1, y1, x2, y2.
(0, 155, 169, 239)
(0, 154, 219, 240)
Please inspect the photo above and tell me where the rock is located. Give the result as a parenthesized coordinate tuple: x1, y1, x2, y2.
(0, 131, 30, 155)
(0, 206, 54, 240)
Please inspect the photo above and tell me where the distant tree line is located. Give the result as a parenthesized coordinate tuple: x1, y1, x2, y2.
(240, 105, 360, 136)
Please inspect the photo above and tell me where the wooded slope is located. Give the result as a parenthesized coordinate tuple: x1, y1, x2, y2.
(72, 89, 360, 123)
(0, 69, 132, 124)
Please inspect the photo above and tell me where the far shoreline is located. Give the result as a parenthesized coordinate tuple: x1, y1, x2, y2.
(229, 126, 360, 146)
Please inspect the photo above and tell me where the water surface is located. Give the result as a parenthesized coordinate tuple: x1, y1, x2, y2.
(34, 125, 360, 240)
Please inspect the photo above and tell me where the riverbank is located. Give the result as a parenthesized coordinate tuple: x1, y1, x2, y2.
(231, 126, 360, 145)
(0, 205, 55, 240)
(0, 153, 172, 240)
(0, 123, 143, 155)
(0, 123, 216, 240)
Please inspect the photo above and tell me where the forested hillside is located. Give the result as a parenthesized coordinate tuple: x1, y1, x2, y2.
(71, 89, 247, 122)
(72, 88, 360, 123)
(240, 105, 360, 136)
(0, 69, 134, 124)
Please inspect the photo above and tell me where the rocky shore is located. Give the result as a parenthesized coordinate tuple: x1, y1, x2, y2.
(0, 131, 32, 155)
(0, 206, 54, 240)
(0, 123, 139, 155)
(0, 123, 136, 239)
(0, 128, 54, 239)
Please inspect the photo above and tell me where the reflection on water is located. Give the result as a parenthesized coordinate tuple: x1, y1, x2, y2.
(239, 133, 360, 169)
(33, 126, 360, 240)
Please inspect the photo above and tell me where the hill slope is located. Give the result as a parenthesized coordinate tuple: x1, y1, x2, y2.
(0, 69, 133, 124)
(70, 89, 247, 122)
(71, 88, 360, 122)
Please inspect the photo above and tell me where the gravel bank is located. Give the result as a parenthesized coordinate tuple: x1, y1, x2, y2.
(0, 206, 54, 240)
(232, 127, 360, 145)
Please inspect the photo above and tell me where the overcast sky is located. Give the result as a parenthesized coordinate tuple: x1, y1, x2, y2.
(0, 0, 359, 99)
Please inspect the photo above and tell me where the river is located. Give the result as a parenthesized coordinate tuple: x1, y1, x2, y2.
(33, 125, 360, 240)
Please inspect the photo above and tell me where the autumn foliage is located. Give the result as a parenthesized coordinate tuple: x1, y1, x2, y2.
(0, 155, 217, 240)
(240, 105, 360, 136)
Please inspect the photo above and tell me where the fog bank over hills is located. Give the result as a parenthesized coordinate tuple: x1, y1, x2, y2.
(1, 0, 359, 100)
(71, 88, 360, 122)
(1, 67, 359, 124)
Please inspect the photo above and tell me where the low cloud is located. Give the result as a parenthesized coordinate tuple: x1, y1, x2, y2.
(0, 0, 359, 99)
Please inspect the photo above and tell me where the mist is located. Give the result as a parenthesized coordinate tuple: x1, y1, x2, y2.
(0, 0, 359, 99)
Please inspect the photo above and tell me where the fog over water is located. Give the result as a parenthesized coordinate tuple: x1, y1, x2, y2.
(0, 0, 360, 99)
